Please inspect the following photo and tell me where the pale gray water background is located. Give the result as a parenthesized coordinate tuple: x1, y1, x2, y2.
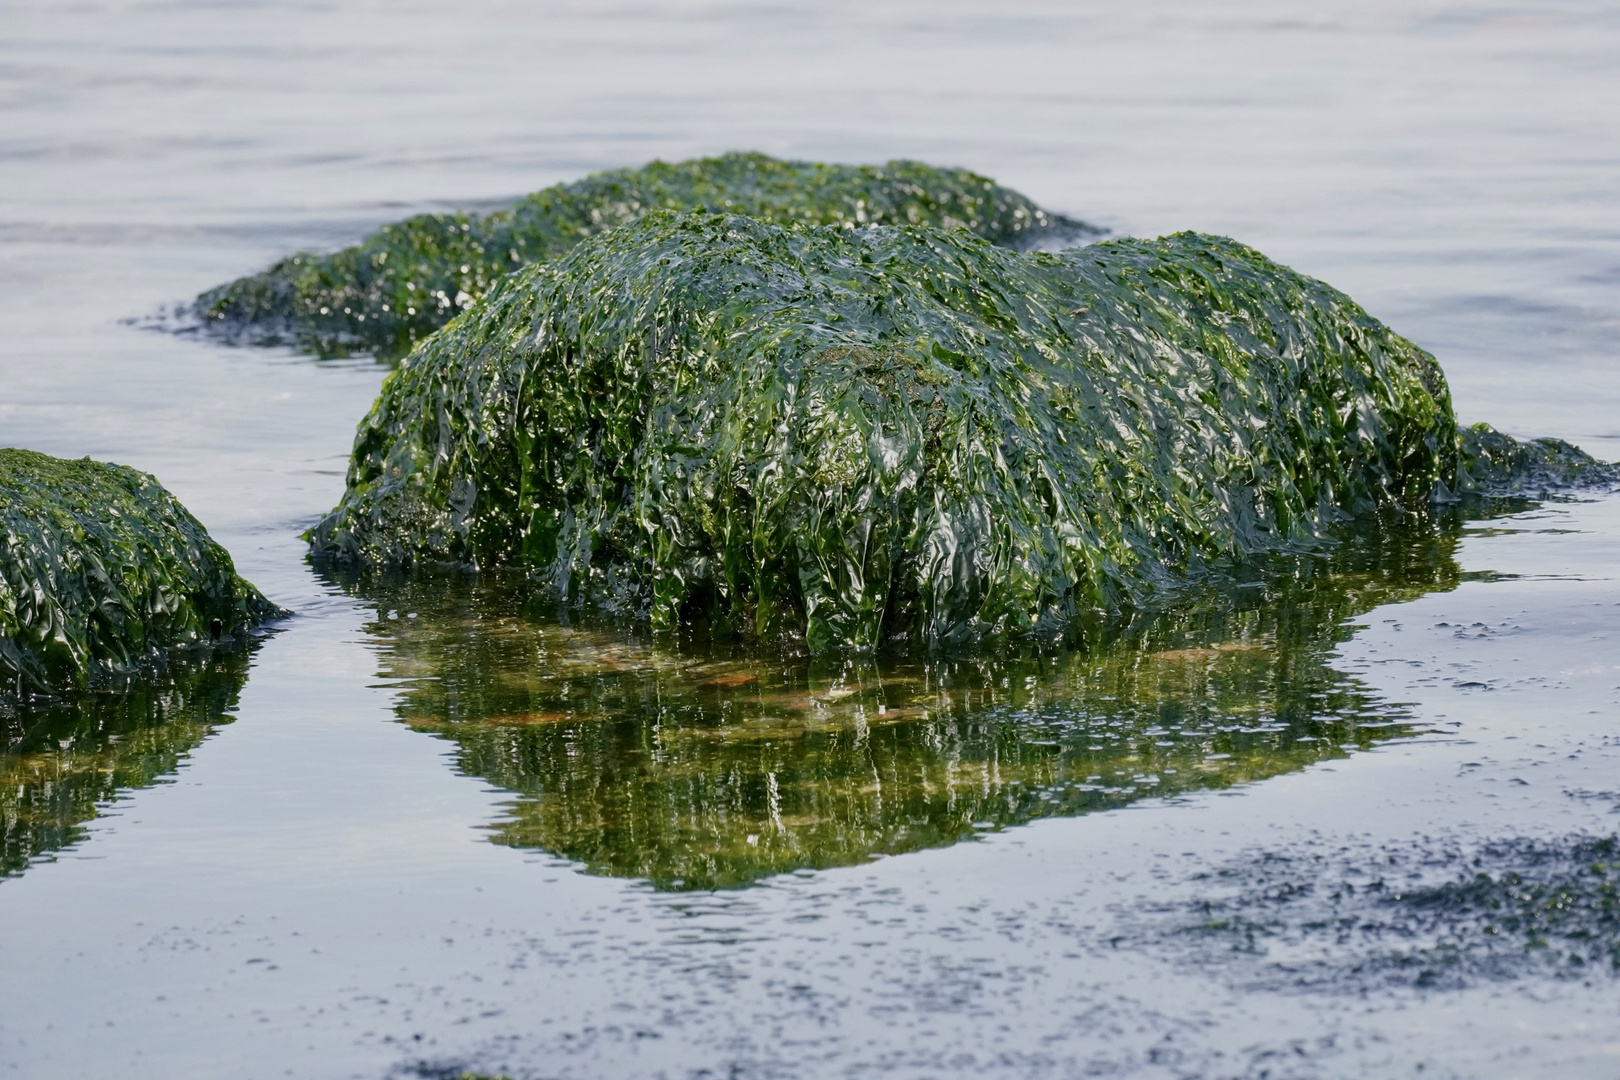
(2, 1, 1620, 1077)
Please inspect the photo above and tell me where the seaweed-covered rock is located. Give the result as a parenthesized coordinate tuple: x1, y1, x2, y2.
(1453, 422, 1620, 496)
(197, 152, 1095, 358)
(312, 213, 1458, 652)
(0, 450, 282, 695)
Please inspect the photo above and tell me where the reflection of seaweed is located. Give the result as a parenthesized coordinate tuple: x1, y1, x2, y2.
(0, 650, 252, 877)
(330, 507, 1477, 890)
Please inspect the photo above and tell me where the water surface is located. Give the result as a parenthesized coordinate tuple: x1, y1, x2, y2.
(2, 2, 1619, 1077)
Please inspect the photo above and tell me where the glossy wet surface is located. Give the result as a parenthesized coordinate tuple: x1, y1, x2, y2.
(2, 2, 1620, 1077)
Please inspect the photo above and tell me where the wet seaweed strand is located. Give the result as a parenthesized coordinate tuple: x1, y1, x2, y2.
(196, 152, 1095, 359)
(0, 450, 282, 695)
(312, 212, 1466, 653)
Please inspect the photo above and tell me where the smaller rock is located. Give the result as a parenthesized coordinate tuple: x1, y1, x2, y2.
(1454, 422, 1620, 497)
(0, 449, 284, 696)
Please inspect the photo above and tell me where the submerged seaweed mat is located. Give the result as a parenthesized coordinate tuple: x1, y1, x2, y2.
(0, 449, 282, 696)
(324, 506, 1494, 891)
(196, 153, 1096, 359)
(315, 214, 1457, 653)
(1162, 833, 1620, 992)
(0, 650, 251, 877)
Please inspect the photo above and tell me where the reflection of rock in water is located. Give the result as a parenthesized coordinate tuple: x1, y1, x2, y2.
(0, 651, 252, 877)
(331, 509, 1477, 890)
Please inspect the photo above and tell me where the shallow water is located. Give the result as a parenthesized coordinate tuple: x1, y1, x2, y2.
(2, 2, 1620, 1077)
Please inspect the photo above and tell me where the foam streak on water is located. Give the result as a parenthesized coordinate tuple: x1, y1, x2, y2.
(1, 2, 1619, 1077)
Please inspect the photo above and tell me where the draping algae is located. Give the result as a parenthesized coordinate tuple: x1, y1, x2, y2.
(0, 449, 282, 697)
(313, 213, 1460, 653)
(327, 504, 1487, 891)
(195, 153, 1096, 359)
(0, 649, 251, 877)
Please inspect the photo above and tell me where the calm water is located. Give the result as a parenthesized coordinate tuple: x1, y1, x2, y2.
(3, 2, 1620, 1077)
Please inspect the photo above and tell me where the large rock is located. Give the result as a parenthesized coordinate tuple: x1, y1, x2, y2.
(0, 450, 283, 695)
(312, 212, 1461, 652)
(196, 152, 1095, 358)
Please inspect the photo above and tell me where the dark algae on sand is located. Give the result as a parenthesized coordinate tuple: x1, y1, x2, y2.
(0, 449, 282, 696)
(1179, 831, 1620, 990)
(312, 212, 1458, 652)
(196, 153, 1095, 358)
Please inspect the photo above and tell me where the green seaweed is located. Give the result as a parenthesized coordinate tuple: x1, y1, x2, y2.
(196, 153, 1095, 359)
(330, 506, 1472, 891)
(1, 650, 251, 876)
(313, 213, 1457, 653)
(0, 449, 283, 696)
